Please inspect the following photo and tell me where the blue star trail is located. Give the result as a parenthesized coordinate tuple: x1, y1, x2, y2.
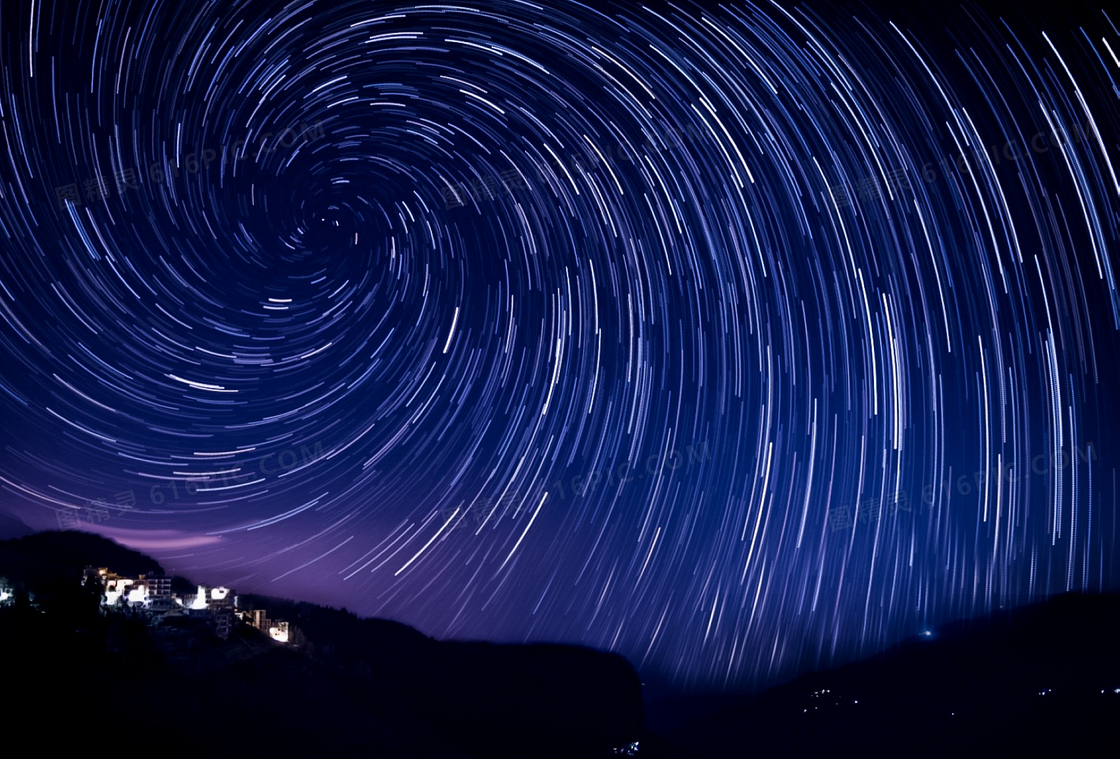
(0, 0, 1117, 693)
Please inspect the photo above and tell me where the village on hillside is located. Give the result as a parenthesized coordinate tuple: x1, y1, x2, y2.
(0, 566, 301, 645)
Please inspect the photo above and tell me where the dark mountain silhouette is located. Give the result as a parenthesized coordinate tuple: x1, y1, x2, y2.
(234, 592, 648, 757)
(658, 591, 1120, 757)
(0, 530, 651, 757)
(11, 529, 1115, 756)
(0, 529, 163, 583)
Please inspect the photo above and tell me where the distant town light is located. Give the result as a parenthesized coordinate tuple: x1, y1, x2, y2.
(268, 621, 290, 643)
(191, 586, 208, 610)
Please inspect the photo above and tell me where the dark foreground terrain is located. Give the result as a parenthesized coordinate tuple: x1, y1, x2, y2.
(655, 591, 1120, 757)
(2, 530, 1118, 757)
(0, 531, 651, 757)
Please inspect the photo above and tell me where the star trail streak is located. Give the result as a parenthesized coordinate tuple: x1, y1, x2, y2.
(1, 0, 1118, 693)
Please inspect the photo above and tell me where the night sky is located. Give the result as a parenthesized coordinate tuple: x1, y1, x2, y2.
(1, 0, 1118, 694)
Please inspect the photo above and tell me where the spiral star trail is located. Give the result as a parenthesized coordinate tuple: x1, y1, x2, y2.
(1, 0, 1118, 693)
